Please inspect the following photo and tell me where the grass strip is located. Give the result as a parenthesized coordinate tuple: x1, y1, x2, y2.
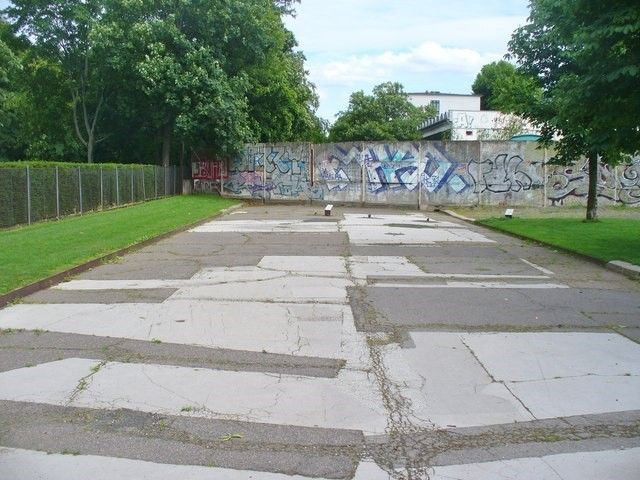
(478, 217, 640, 266)
(0, 195, 238, 294)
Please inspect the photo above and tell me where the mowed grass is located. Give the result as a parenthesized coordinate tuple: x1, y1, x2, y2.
(479, 217, 640, 265)
(0, 195, 239, 295)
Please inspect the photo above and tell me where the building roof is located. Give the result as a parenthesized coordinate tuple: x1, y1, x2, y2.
(407, 91, 481, 98)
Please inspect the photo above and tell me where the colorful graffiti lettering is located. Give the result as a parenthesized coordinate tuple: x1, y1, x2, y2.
(320, 145, 361, 192)
(221, 141, 639, 207)
(364, 143, 419, 193)
(421, 143, 471, 194)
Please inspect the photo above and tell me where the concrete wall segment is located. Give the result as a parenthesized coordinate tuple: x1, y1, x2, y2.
(219, 140, 639, 208)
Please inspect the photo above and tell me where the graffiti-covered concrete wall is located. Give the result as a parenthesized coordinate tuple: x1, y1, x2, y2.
(222, 141, 640, 208)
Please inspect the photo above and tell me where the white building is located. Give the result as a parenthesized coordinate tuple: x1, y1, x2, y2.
(407, 91, 480, 116)
(418, 110, 540, 141)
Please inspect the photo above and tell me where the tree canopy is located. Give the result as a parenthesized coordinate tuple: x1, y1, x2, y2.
(472, 60, 541, 112)
(329, 82, 435, 143)
(508, 0, 640, 220)
(0, 0, 322, 164)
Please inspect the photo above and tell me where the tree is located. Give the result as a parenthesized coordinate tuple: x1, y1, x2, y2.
(245, 28, 324, 143)
(94, 0, 319, 165)
(0, 37, 20, 159)
(509, 0, 640, 220)
(329, 82, 435, 142)
(472, 60, 541, 112)
(5, 0, 110, 163)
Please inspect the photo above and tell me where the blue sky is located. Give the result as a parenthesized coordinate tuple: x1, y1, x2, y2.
(284, 0, 531, 121)
(1, 0, 531, 122)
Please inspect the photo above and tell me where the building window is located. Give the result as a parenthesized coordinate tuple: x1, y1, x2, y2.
(429, 100, 440, 114)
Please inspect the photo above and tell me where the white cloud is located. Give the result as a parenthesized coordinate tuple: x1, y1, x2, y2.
(316, 41, 502, 85)
(284, 0, 531, 119)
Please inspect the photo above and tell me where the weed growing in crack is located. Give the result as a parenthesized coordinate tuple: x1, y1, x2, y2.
(61, 450, 80, 456)
(219, 433, 244, 442)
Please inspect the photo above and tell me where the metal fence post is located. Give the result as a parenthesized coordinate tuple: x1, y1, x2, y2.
(26, 166, 31, 225)
(100, 166, 104, 208)
(55, 166, 60, 219)
(142, 166, 146, 201)
(154, 166, 158, 198)
(115, 166, 120, 205)
(131, 167, 134, 203)
(78, 166, 83, 214)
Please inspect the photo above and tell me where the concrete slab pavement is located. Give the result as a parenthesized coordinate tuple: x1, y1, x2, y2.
(0, 204, 639, 478)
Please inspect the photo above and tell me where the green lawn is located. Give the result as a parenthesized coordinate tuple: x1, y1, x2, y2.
(479, 217, 640, 266)
(0, 195, 239, 295)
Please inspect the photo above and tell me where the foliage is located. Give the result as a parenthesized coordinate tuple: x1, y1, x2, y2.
(5, 0, 110, 163)
(329, 82, 436, 142)
(0, 0, 321, 163)
(472, 60, 542, 112)
(0, 22, 25, 160)
(0, 160, 156, 169)
(0, 195, 239, 294)
(479, 217, 640, 266)
(245, 28, 324, 143)
(508, 0, 640, 219)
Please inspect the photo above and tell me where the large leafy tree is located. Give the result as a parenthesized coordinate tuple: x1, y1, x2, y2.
(509, 0, 640, 220)
(472, 60, 541, 112)
(5, 0, 110, 163)
(0, 28, 21, 159)
(329, 82, 435, 142)
(245, 28, 323, 143)
(94, 0, 321, 165)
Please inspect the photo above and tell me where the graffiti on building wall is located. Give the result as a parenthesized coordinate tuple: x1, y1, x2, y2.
(319, 145, 361, 192)
(547, 158, 640, 205)
(364, 143, 419, 194)
(221, 141, 639, 207)
(469, 154, 543, 194)
(618, 160, 640, 204)
(421, 144, 471, 194)
(225, 145, 265, 197)
(264, 145, 311, 198)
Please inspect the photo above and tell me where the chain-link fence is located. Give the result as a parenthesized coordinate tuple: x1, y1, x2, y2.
(0, 164, 181, 228)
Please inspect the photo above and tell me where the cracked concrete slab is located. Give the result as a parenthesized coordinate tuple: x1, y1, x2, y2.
(427, 447, 640, 480)
(189, 219, 340, 233)
(0, 359, 389, 433)
(2, 204, 639, 478)
(341, 214, 495, 245)
(462, 332, 640, 381)
(381, 332, 534, 429)
(0, 302, 368, 364)
(381, 332, 640, 428)
(0, 447, 353, 480)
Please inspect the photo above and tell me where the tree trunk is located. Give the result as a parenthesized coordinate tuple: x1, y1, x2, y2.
(161, 122, 172, 168)
(586, 152, 598, 221)
(87, 136, 94, 164)
(179, 142, 185, 194)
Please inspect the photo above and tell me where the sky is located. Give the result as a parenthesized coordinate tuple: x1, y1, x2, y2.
(284, 0, 531, 121)
(0, 0, 531, 122)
